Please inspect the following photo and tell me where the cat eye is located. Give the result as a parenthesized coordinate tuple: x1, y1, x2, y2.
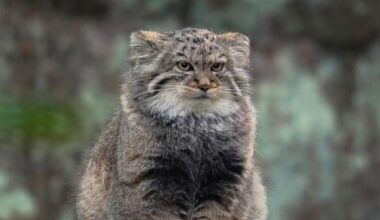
(177, 61, 193, 71)
(211, 63, 224, 72)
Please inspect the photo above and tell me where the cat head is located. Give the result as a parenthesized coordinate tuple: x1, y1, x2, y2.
(125, 28, 251, 118)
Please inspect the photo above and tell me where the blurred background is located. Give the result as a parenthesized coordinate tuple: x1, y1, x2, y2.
(0, 0, 380, 219)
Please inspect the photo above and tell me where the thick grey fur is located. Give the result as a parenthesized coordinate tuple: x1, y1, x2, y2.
(76, 28, 267, 220)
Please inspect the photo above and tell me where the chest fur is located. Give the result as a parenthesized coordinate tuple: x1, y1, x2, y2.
(144, 115, 250, 210)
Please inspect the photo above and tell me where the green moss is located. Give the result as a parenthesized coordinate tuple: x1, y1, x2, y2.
(0, 97, 79, 144)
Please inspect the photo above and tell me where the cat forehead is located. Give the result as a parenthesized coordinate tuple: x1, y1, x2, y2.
(163, 29, 223, 56)
(166, 28, 217, 44)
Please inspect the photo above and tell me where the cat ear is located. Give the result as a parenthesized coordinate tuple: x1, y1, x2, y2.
(219, 32, 250, 68)
(129, 30, 165, 59)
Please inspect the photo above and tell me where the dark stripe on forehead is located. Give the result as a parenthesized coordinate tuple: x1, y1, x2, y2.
(175, 37, 185, 42)
(192, 37, 205, 44)
(202, 61, 207, 69)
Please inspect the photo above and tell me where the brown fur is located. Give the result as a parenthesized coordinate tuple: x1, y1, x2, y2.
(76, 28, 267, 220)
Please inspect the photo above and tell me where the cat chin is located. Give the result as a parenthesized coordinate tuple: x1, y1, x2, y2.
(147, 94, 240, 118)
(187, 99, 240, 116)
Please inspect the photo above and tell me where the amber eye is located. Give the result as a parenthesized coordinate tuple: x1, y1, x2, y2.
(177, 61, 193, 71)
(211, 63, 224, 72)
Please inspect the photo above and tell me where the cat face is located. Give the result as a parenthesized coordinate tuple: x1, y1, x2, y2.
(127, 28, 251, 118)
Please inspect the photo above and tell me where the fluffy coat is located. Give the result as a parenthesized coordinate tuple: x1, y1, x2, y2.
(76, 28, 267, 220)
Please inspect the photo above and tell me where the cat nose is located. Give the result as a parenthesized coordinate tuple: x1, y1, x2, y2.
(194, 77, 211, 92)
(189, 74, 219, 91)
(198, 84, 209, 92)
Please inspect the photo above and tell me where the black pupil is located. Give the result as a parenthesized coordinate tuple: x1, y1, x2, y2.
(213, 63, 221, 70)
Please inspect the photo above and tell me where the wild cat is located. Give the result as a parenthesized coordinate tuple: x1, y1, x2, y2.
(76, 28, 267, 220)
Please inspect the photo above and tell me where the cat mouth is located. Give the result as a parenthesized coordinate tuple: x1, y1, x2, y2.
(191, 91, 213, 99)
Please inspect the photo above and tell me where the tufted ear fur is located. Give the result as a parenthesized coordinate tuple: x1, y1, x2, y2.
(219, 32, 250, 68)
(129, 30, 165, 60)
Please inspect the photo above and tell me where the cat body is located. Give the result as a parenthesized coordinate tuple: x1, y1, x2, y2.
(77, 28, 267, 220)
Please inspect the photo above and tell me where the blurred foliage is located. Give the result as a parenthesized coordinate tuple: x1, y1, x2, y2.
(77, 83, 117, 141)
(0, 171, 36, 219)
(191, 0, 286, 33)
(256, 49, 337, 220)
(108, 36, 129, 72)
(0, 98, 79, 144)
(0, 0, 379, 219)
